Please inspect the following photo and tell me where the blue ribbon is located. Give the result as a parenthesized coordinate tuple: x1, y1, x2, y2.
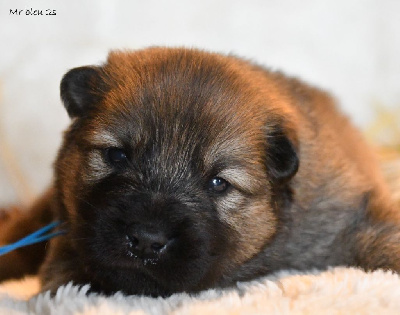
(0, 221, 65, 256)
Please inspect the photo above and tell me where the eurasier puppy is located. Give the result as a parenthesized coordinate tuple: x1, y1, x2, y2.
(0, 47, 399, 296)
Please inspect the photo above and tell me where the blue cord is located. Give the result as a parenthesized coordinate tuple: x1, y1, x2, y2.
(0, 221, 65, 256)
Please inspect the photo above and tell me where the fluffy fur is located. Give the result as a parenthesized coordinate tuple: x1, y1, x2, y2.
(0, 47, 399, 297)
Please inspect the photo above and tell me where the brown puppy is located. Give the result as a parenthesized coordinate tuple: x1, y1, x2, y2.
(0, 47, 399, 296)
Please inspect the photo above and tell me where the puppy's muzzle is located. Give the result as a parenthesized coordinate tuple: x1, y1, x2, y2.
(126, 223, 174, 260)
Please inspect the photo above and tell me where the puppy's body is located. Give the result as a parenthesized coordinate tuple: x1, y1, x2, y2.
(0, 48, 399, 296)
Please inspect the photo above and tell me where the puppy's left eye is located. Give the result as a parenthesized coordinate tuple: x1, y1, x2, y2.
(106, 148, 128, 165)
(208, 177, 230, 193)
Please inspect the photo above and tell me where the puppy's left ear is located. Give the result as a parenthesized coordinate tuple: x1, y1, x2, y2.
(266, 125, 299, 184)
(60, 66, 107, 118)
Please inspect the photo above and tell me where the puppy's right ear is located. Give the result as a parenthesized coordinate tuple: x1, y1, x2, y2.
(60, 66, 106, 118)
(266, 124, 299, 184)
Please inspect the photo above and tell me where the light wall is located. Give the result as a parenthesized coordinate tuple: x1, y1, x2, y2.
(0, 0, 399, 204)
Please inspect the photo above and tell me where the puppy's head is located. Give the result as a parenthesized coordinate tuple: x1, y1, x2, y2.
(55, 48, 299, 295)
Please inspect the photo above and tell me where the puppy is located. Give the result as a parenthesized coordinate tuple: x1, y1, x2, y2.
(0, 47, 399, 296)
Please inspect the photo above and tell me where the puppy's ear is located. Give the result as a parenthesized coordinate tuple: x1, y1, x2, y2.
(266, 125, 299, 183)
(60, 66, 106, 118)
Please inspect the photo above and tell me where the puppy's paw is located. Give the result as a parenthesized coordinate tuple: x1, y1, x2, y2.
(0, 206, 21, 224)
(0, 208, 8, 221)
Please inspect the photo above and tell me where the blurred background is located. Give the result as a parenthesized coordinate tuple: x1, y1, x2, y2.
(0, 0, 399, 205)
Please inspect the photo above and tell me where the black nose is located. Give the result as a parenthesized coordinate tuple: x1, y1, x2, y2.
(126, 224, 170, 259)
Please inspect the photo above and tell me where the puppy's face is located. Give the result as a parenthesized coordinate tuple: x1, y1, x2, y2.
(54, 48, 298, 295)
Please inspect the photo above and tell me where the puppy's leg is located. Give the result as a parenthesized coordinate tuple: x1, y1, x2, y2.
(0, 189, 54, 282)
(355, 221, 400, 272)
(353, 195, 400, 272)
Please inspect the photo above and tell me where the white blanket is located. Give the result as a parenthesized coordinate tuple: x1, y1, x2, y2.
(1, 267, 400, 314)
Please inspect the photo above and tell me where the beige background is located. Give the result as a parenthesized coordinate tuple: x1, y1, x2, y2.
(0, 0, 399, 205)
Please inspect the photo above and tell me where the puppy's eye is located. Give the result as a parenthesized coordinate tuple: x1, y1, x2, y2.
(106, 148, 128, 165)
(208, 177, 230, 193)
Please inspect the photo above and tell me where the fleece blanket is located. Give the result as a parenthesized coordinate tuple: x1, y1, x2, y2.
(1, 267, 400, 314)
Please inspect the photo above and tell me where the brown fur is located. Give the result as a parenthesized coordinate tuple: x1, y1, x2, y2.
(0, 47, 399, 296)
(0, 190, 53, 281)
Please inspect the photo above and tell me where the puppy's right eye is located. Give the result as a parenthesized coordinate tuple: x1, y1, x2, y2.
(106, 148, 128, 165)
(208, 177, 230, 193)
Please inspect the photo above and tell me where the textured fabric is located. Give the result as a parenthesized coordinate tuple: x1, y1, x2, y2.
(1, 268, 400, 314)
